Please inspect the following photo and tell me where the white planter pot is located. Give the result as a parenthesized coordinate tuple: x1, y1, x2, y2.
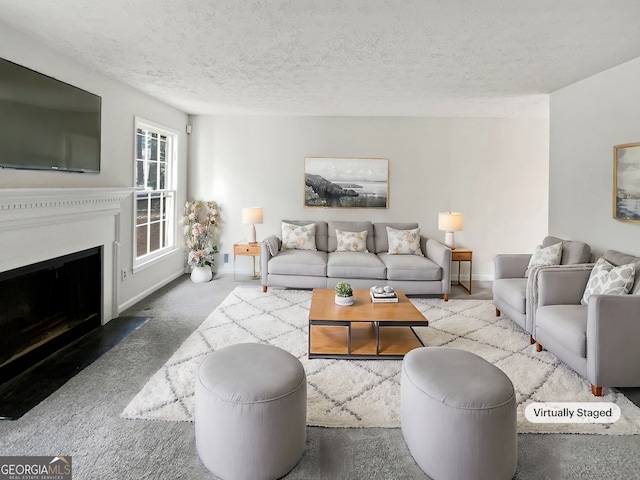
(191, 265, 213, 283)
(335, 295, 354, 306)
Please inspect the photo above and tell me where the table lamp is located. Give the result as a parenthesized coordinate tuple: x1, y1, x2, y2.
(242, 207, 263, 244)
(438, 212, 463, 249)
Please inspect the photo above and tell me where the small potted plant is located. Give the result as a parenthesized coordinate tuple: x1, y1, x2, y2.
(335, 282, 354, 306)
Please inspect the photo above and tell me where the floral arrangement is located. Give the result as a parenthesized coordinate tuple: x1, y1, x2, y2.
(181, 199, 220, 268)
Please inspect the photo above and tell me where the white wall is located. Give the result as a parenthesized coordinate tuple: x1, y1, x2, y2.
(550, 57, 640, 258)
(0, 23, 190, 314)
(188, 115, 550, 279)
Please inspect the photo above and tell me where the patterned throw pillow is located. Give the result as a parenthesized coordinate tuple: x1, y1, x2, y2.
(386, 226, 423, 256)
(281, 222, 317, 250)
(336, 230, 368, 252)
(524, 243, 563, 277)
(581, 257, 636, 305)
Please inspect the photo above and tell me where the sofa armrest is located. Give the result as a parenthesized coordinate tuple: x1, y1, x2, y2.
(494, 254, 531, 279)
(260, 236, 281, 285)
(537, 267, 593, 306)
(587, 294, 640, 387)
(424, 237, 452, 289)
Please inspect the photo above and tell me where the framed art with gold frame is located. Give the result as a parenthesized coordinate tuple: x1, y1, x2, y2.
(304, 157, 389, 208)
(613, 142, 640, 223)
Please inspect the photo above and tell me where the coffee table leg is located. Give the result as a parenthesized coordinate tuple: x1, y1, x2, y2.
(374, 321, 380, 355)
(348, 323, 351, 355)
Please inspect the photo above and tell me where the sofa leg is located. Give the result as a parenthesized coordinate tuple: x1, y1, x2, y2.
(262, 285, 267, 293)
(495, 308, 500, 317)
(443, 294, 449, 302)
(591, 385, 603, 396)
(535, 342, 542, 352)
(530, 335, 535, 345)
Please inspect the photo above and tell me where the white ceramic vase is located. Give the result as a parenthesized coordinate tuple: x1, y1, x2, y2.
(190, 265, 212, 283)
(335, 295, 354, 306)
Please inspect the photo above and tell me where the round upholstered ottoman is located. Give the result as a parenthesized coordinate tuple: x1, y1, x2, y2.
(195, 343, 307, 480)
(401, 347, 517, 480)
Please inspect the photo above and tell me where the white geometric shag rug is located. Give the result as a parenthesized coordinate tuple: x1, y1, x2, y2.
(121, 286, 640, 434)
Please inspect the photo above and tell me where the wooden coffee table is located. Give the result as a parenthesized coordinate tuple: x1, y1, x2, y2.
(308, 288, 428, 360)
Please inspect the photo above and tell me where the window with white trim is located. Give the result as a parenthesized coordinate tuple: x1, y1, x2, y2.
(134, 118, 177, 266)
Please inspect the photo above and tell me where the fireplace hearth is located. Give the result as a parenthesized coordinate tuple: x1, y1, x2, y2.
(0, 247, 102, 384)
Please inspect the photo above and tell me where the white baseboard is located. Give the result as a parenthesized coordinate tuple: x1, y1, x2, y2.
(117, 269, 185, 314)
(472, 274, 494, 282)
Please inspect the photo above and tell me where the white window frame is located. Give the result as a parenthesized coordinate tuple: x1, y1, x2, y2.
(132, 117, 179, 271)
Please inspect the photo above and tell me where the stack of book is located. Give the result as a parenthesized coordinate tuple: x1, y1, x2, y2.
(370, 287, 398, 303)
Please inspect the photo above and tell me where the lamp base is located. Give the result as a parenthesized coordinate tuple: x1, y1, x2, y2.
(248, 224, 256, 244)
(444, 232, 456, 249)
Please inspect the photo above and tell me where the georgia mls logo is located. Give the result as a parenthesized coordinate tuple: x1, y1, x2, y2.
(0, 456, 72, 479)
(49, 457, 71, 473)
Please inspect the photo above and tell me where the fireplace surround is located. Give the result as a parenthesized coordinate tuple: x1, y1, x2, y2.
(0, 187, 131, 379)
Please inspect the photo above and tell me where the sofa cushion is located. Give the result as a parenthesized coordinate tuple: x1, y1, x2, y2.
(283, 220, 328, 252)
(373, 223, 419, 253)
(541, 236, 563, 248)
(385, 226, 424, 256)
(492, 278, 527, 314)
(327, 221, 374, 252)
(378, 253, 441, 281)
(604, 250, 640, 295)
(267, 250, 327, 277)
(525, 242, 562, 277)
(536, 305, 588, 358)
(581, 257, 636, 305)
(560, 241, 591, 265)
(327, 252, 386, 279)
(542, 236, 591, 265)
(336, 229, 368, 252)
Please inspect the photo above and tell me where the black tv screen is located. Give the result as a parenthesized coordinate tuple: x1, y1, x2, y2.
(0, 58, 101, 173)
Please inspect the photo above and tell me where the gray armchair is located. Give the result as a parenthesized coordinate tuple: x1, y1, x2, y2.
(493, 236, 592, 342)
(535, 250, 640, 396)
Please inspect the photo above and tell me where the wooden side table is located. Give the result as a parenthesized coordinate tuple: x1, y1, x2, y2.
(233, 242, 261, 281)
(451, 248, 472, 294)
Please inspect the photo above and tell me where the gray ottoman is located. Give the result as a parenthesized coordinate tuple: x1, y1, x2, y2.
(195, 343, 307, 480)
(401, 347, 517, 480)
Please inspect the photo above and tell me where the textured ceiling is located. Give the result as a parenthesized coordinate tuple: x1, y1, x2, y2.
(2, 1, 640, 117)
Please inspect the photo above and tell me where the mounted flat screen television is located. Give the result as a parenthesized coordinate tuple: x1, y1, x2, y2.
(0, 58, 101, 173)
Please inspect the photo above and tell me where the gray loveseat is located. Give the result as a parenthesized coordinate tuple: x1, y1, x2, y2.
(260, 221, 452, 299)
(493, 236, 592, 341)
(535, 249, 640, 396)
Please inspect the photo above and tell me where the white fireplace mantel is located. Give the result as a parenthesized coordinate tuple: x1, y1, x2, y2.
(0, 187, 133, 230)
(0, 187, 134, 323)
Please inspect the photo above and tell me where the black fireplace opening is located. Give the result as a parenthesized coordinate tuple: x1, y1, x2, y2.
(0, 247, 102, 384)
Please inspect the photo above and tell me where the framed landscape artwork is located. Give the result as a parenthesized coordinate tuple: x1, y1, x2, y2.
(304, 157, 389, 208)
(613, 142, 640, 223)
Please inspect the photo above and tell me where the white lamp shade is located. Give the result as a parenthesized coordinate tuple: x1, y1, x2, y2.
(242, 207, 263, 225)
(438, 212, 463, 232)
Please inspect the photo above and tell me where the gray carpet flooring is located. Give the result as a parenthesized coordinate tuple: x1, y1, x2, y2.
(1, 275, 639, 479)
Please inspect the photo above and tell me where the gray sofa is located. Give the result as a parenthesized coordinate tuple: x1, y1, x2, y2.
(260, 221, 452, 299)
(493, 236, 592, 340)
(535, 249, 640, 396)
